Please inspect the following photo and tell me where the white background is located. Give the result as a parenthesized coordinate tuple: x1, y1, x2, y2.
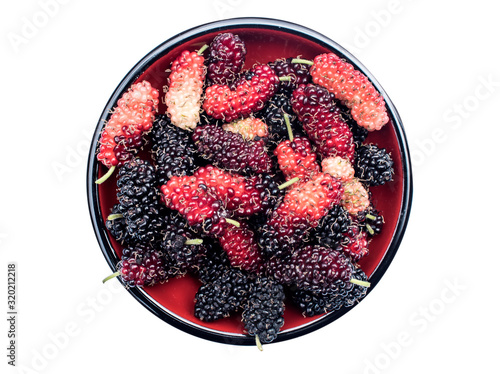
(1, 0, 499, 373)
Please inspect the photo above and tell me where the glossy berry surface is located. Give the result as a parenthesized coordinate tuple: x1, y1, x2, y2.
(269, 57, 311, 91)
(160, 175, 228, 236)
(194, 166, 281, 217)
(97, 81, 159, 167)
(291, 84, 355, 162)
(203, 64, 279, 122)
(355, 144, 394, 186)
(310, 53, 389, 131)
(207, 32, 246, 85)
(165, 50, 206, 130)
(194, 266, 251, 322)
(192, 124, 273, 174)
(290, 266, 368, 316)
(118, 245, 166, 287)
(219, 222, 264, 273)
(275, 136, 320, 182)
(242, 277, 285, 344)
(151, 114, 196, 185)
(116, 158, 163, 244)
(266, 245, 354, 293)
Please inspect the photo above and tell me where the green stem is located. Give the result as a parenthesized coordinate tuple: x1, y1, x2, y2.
(197, 44, 209, 55)
(255, 335, 263, 351)
(107, 213, 123, 221)
(185, 239, 203, 245)
(95, 166, 116, 185)
(279, 76, 292, 82)
(283, 112, 294, 142)
(350, 278, 371, 288)
(365, 213, 377, 221)
(225, 218, 240, 228)
(102, 271, 120, 284)
(278, 177, 300, 190)
(291, 58, 314, 66)
(366, 224, 375, 236)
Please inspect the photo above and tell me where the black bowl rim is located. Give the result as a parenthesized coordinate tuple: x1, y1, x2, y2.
(86, 17, 413, 346)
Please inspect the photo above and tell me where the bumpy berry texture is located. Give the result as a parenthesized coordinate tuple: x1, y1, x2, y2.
(290, 266, 368, 316)
(111, 134, 144, 169)
(222, 116, 268, 141)
(322, 156, 355, 183)
(105, 204, 134, 245)
(219, 222, 264, 273)
(242, 277, 285, 345)
(207, 32, 246, 86)
(203, 64, 279, 122)
(334, 99, 368, 146)
(160, 211, 208, 277)
(313, 204, 352, 249)
(194, 166, 281, 217)
(115, 80, 159, 132)
(340, 225, 369, 262)
(276, 173, 343, 225)
(355, 144, 394, 186)
(356, 208, 384, 236)
(266, 245, 355, 293)
(197, 246, 232, 285)
(192, 124, 272, 174)
(275, 136, 320, 182)
(341, 178, 371, 215)
(291, 84, 355, 162)
(258, 208, 312, 258)
(165, 50, 206, 130)
(97, 81, 159, 167)
(160, 174, 228, 236)
(269, 57, 311, 91)
(97, 33, 395, 337)
(117, 244, 167, 287)
(194, 267, 251, 322)
(310, 53, 389, 131)
(116, 158, 164, 244)
(150, 114, 196, 185)
(258, 173, 343, 258)
(259, 89, 303, 144)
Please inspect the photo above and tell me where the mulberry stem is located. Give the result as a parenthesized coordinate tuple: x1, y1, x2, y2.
(225, 218, 241, 228)
(350, 278, 371, 288)
(107, 213, 123, 221)
(278, 177, 300, 190)
(197, 44, 209, 55)
(185, 239, 203, 245)
(255, 335, 263, 351)
(283, 112, 294, 142)
(95, 166, 115, 185)
(291, 58, 313, 66)
(102, 271, 120, 284)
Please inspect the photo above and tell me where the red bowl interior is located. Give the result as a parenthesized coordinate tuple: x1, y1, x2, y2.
(91, 21, 408, 341)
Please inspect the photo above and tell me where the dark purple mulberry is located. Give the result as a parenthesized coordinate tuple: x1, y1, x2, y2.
(266, 245, 364, 293)
(242, 276, 285, 346)
(192, 124, 273, 174)
(115, 244, 167, 287)
(207, 32, 246, 86)
(269, 57, 311, 91)
(150, 114, 196, 185)
(194, 266, 252, 322)
(289, 266, 369, 316)
(116, 158, 164, 244)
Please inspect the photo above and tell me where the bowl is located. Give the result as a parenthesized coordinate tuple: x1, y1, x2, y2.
(87, 17, 412, 345)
